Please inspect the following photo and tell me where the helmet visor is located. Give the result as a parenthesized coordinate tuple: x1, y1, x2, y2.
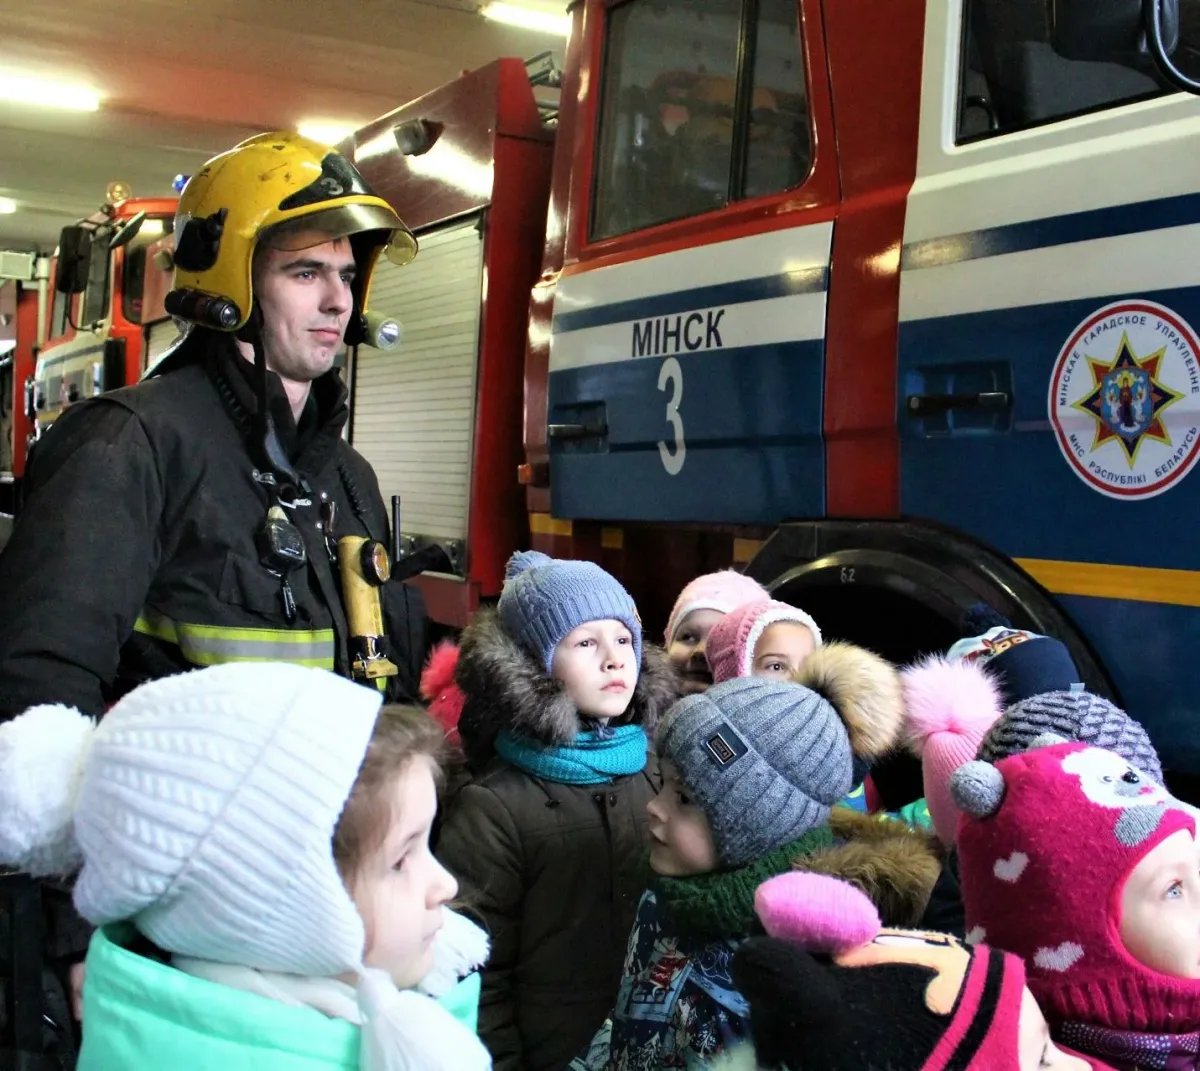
(260, 202, 417, 267)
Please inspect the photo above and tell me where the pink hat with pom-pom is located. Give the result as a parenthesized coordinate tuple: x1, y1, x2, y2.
(705, 599, 823, 684)
(902, 655, 1004, 845)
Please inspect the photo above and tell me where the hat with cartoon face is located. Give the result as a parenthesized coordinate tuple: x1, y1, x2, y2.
(952, 741, 1200, 1032)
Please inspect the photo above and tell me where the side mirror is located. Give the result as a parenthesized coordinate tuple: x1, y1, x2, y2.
(108, 212, 146, 252)
(54, 226, 92, 294)
(1049, 0, 1179, 65)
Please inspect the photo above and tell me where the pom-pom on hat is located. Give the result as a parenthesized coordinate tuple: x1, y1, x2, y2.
(902, 654, 1005, 845)
(420, 640, 465, 746)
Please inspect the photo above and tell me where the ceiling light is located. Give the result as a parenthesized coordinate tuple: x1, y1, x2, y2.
(0, 70, 101, 111)
(0, 198, 16, 215)
(297, 121, 357, 145)
(481, 2, 570, 36)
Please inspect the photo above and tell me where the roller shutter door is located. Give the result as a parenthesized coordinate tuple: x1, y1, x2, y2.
(350, 218, 484, 546)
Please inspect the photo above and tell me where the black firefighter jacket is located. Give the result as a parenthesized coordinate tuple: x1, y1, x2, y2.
(0, 329, 427, 718)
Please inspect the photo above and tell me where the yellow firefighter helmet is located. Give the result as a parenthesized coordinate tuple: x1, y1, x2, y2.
(167, 131, 417, 338)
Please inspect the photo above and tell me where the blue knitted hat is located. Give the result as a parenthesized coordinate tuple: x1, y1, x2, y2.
(497, 550, 643, 673)
(948, 604, 1080, 709)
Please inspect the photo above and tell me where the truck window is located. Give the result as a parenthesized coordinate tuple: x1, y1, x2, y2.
(121, 217, 173, 325)
(49, 285, 69, 341)
(958, 0, 1200, 142)
(80, 236, 111, 326)
(590, 0, 811, 242)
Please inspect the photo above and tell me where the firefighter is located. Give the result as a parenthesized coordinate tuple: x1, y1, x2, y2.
(0, 131, 428, 719)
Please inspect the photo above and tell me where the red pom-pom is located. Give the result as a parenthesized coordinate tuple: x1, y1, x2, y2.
(420, 641, 464, 745)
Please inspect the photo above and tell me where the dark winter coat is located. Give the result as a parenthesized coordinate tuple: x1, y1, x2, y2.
(436, 607, 680, 1071)
(0, 330, 426, 717)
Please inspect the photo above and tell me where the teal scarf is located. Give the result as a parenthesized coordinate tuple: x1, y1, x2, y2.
(495, 725, 647, 785)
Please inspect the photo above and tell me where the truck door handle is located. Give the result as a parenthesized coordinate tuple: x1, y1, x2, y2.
(548, 422, 608, 440)
(905, 391, 1010, 417)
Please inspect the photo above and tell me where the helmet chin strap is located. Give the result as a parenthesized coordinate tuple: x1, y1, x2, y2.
(237, 307, 309, 498)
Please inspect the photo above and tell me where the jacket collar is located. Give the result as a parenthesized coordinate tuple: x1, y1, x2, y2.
(210, 334, 349, 475)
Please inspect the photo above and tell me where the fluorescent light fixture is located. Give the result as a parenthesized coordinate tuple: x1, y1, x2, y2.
(354, 130, 397, 163)
(0, 198, 15, 215)
(481, 2, 570, 36)
(0, 70, 101, 111)
(297, 121, 356, 145)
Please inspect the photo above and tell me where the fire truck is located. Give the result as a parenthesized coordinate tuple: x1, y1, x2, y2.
(32, 189, 178, 441)
(344, 0, 1200, 780)
(0, 262, 39, 517)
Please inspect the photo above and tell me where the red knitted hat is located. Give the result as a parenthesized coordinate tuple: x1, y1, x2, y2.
(952, 741, 1200, 1032)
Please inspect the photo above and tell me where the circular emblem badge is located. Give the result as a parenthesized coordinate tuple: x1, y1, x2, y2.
(1049, 300, 1200, 499)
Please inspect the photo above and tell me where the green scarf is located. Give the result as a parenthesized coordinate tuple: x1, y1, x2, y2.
(654, 826, 835, 940)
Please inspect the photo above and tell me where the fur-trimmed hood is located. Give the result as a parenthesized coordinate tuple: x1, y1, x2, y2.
(454, 606, 680, 769)
(790, 806, 943, 928)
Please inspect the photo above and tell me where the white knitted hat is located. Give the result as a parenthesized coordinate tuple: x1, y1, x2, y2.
(0, 662, 490, 1071)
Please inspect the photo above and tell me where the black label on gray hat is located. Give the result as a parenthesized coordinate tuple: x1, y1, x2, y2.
(705, 723, 748, 767)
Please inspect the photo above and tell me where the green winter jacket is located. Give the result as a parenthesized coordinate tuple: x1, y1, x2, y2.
(78, 924, 481, 1070)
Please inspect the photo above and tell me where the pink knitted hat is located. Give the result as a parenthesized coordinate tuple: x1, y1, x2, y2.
(705, 599, 824, 684)
(952, 741, 1200, 1033)
(902, 655, 1004, 846)
(664, 570, 769, 645)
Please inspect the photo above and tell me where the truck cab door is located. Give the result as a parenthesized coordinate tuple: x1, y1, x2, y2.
(546, 0, 839, 524)
(898, 0, 1200, 764)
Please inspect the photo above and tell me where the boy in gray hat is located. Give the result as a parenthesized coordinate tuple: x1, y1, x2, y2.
(573, 642, 941, 1071)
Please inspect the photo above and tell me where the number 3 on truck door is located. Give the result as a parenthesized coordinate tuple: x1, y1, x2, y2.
(657, 356, 686, 476)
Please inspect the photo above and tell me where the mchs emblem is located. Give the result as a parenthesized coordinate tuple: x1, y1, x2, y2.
(1049, 300, 1200, 499)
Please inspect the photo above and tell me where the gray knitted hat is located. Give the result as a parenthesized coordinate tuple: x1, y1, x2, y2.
(656, 677, 853, 867)
(976, 686, 1163, 784)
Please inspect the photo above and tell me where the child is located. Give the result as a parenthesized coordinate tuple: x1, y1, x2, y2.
(437, 550, 678, 1071)
(596, 643, 940, 1069)
(704, 599, 823, 684)
(721, 871, 1104, 1070)
(664, 570, 769, 694)
(952, 740, 1200, 1069)
(0, 662, 490, 1071)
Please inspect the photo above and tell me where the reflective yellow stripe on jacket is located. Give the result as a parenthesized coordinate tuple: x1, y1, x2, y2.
(134, 611, 336, 670)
